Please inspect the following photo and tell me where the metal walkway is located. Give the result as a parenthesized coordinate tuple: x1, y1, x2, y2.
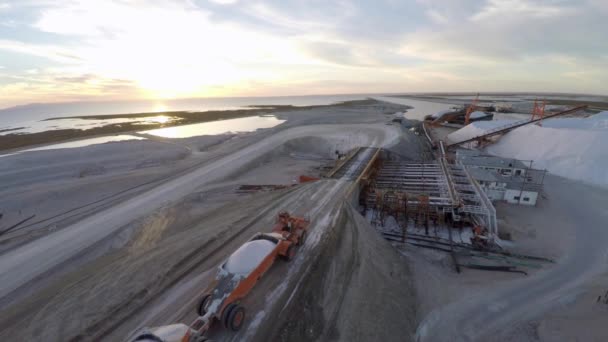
(332, 147, 379, 180)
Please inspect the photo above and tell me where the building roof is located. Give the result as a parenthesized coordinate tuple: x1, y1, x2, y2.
(459, 155, 528, 169)
(504, 174, 543, 192)
(466, 167, 500, 183)
(456, 148, 528, 169)
(455, 148, 492, 158)
(505, 180, 543, 192)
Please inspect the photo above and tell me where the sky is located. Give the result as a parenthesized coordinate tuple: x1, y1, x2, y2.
(0, 0, 607, 108)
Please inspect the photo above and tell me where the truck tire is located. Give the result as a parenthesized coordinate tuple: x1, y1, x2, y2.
(282, 244, 295, 262)
(227, 305, 246, 331)
(197, 294, 212, 316)
(297, 231, 307, 246)
(222, 303, 236, 328)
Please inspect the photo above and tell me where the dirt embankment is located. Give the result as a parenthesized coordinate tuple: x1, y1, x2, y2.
(0, 185, 304, 341)
(412, 175, 608, 342)
(0, 100, 410, 341)
(265, 203, 418, 342)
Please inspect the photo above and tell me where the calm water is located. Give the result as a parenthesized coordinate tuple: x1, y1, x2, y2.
(372, 96, 458, 120)
(0, 135, 145, 157)
(141, 116, 285, 138)
(0, 94, 462, 133)
(0, 115, 180, 136)
(0, 94, 371, 127)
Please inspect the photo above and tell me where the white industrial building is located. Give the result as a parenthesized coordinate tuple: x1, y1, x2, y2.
(504, 185, 539, 205)
(465, 167, 507, 201)
(456, 149, 546, 206)
(457, 149, 530, 177)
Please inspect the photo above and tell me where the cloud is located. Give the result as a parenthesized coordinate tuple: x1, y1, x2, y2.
(392, 0, 608, 95)
(245, 2, 337, 32)
(0, 39, 82, 63)
(299, 40, 367, 66)
(400, 0, 604, 62)
(1, 19, 17, 27)
(1, 0, 607, 105)
(34, 1, 181, 37)
(208, 0, 238, 4)
(471, 0, 574, 21)
(19, 1, 312, 98)
(426, 9, 448, 24)
(588, 0, 608, 13)
(54, 73, 96, 83)
(0, 69, 143, 106)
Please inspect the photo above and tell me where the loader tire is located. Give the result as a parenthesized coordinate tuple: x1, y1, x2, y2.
(197, 294, 212, 316)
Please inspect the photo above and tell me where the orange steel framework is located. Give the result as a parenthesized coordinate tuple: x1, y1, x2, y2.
(413, 194, 431, 235)
(530, 99, 546, 126)
(464, 93, 480, 125)
(362, 154, 498, 242)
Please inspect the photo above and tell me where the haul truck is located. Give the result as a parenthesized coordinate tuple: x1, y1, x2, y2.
(128, 212, 309, 342)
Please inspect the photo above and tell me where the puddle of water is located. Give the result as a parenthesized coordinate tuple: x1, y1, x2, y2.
(0, 135, 146, 157)
(0, 116, 180, 136)
(140, 115, 285, 138)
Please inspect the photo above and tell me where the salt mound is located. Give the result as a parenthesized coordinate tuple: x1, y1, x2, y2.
(431, 109, 453, 119)
(448, 113, 608, 188)
(487, 125, 608, 187)
(448, 111, 608, 144)
(470, 111, 487, 119)
(447, 120, 516, 143)
(224, 239, 276, 275)
(541, 111, 608, 130)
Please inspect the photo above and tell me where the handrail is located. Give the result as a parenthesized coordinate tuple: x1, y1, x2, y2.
(326, 147, 361, 178)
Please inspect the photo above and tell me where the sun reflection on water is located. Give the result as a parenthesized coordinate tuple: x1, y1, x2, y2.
(147, 115, 171, 124)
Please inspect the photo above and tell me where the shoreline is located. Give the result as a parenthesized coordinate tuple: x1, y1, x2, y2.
(0, 99, 379, 152)
(390, 94, 608, 112)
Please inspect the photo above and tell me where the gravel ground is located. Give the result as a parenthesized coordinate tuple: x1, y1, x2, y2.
(0, 100, 415, 341)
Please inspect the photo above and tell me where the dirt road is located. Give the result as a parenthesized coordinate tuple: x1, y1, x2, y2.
(106, 149, 399, 341)
(416, 175, 608, 341)
(103, 179, 348, 341)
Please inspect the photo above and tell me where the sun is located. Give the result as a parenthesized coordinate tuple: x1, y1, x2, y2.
(152, 104, 168, 113)
(138, 72, 202, 99)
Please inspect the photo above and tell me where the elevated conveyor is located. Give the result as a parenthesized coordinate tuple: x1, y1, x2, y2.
(446, 105, 587, 148)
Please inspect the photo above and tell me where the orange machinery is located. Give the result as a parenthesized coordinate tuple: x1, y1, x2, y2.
(129, 212, 309, 342)
(464, 93, 480, 126)
(531, 99, 546, 126)
(470, 225, 489, 249)
(197, 211, 308, 334)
